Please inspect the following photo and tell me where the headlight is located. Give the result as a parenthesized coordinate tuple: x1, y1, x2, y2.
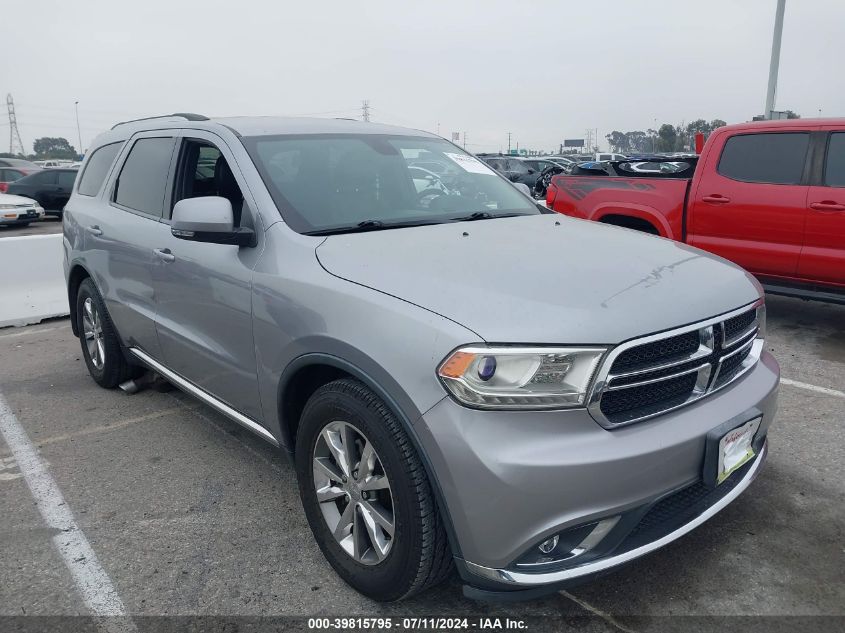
(437, 346, 606, 410)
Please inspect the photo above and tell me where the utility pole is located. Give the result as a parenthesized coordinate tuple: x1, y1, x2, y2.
(6, 94, 25, 156)
(74, 101, 83, 156)
(765, 0, 786, 119)
(462, 132, 466, 150)
(361, 100, 370, 122)
(507, 132, 512, 154)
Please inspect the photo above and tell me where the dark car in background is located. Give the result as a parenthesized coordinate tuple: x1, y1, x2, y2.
(7, 168, 79, 217)
(477, 155, 542, 189)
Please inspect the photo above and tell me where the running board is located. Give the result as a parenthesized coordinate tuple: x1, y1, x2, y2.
(128, 347, 279, 446)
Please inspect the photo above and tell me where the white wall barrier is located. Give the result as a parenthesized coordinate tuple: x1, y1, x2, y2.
(1, 234, 68, 328)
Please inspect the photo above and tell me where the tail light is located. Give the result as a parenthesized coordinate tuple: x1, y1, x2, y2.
(0, 183, 7, 193)
(546, 181, 559, 208)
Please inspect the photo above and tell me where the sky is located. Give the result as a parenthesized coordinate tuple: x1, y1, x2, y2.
(2, 0, 843, 154)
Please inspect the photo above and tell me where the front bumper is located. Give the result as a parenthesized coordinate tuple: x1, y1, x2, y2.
(0, 206, 44, 224)
(414, 350, 779, 594)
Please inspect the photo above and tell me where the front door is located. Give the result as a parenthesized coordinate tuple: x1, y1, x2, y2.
(152, 132, 265, 421)
(687, 129, 812, 278)
(799, 130, 845, 287)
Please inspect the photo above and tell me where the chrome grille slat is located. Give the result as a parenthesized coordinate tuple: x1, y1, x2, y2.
(607, 342, 713, 381)
(605, 363, 711, 392)
(587, 301, 764, 428)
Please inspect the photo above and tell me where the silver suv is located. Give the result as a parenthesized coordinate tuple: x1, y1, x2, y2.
(63, 114, 779, 601)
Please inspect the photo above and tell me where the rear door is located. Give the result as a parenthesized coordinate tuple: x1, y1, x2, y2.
(55, 170, 78, 208)
(799, 129, 845, 286)
(687, 129, 813, 277)
(87, 134, 178, 359)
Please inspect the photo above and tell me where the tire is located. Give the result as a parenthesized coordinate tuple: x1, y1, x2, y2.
(76, 278, 140, 388)
(295, 378, 453, 601)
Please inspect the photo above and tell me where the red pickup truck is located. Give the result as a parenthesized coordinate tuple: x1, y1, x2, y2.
(546, 119, 845, 303)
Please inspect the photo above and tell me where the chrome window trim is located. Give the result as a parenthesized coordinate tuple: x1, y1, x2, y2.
(587, 299, 764, 429)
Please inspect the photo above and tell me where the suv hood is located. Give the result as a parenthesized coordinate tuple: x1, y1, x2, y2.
(315, 215, 761, 344)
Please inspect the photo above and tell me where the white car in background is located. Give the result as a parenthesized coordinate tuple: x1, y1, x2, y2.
(0, 192, 45, 227)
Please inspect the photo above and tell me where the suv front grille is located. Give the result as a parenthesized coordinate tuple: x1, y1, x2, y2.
(589, 303, 764, 428)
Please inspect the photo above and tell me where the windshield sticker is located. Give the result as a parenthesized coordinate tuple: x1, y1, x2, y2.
(444, 152, 497, 175)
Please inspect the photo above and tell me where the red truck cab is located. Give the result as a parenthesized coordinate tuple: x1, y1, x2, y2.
(547, 119, 845, 302)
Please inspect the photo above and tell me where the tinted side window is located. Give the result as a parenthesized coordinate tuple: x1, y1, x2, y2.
(717, 132, 809, 185)
(32, 171, 57, 185)
(58, 171, 78, 188)
(114, 137, 175, 216)
(506, 160, 528, 174)
(824, 133, 845, 188)
(78, 142, 123, 196)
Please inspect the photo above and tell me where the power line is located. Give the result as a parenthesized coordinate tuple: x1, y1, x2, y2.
(6, 94, 25, 155)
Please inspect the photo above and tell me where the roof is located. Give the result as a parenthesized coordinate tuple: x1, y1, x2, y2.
(89, 114, 438, 152)
(216, 116, 435, 138)
(719, 117, 845, 132)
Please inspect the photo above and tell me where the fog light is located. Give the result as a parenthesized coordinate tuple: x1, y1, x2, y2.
(516, 516, 621, 569)
(538, 535, 558, 554)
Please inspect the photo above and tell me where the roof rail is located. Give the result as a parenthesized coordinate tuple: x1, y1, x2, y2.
(111, 113, 209, 130)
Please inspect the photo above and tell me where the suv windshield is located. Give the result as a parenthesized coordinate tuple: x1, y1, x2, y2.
(242, 134, 538, 234)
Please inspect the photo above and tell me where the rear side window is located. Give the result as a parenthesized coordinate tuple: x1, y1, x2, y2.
(114, 137, 175, 216)
(717, 132, 809, 185)
(78, 142, 123, 196)
(30, 171, 58, 185)
(824, 133, 845, 187)
(1, 169, 23, 182)
(58, 171, 78, 188)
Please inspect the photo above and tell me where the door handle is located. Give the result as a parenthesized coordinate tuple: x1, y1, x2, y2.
(85, 225, 103, 236)
(153, 248, 175, 263)
(809, 201, 845, 212)
(702, 195, 731, 204)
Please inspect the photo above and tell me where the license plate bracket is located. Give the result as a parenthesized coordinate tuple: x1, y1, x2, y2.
(703, 409, 764, 488)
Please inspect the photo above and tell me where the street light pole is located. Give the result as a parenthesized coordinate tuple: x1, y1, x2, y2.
(74, 101, 83, 157)
(765, 0, 786, 119)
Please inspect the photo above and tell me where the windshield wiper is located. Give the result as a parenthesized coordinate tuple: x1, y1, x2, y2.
(305, 218, 441, 236)
(450, 211, 531, 222)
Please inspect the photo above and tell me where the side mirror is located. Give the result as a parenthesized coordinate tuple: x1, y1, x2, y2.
(171, 197, 255, 247)
(527, 168, 536, 174)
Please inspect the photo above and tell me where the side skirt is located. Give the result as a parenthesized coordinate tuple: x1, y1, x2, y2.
(128, 347, 279, 447)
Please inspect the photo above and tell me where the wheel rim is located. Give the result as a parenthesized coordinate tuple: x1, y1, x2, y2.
(82, 297, 105, 370)
(312, 421, 395, 565)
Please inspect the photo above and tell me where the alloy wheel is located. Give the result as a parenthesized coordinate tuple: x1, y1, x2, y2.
(312, 421, 395, 565)
(82, 297, 105, 370)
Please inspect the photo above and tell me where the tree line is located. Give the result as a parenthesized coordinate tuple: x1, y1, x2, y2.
(0, 136, 79, 160)
(605, 112, 800, 154)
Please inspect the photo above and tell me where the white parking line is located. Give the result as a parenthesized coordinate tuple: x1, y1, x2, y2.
(0, 393, 136, 632)
(780, 378, 845, 399)
(559, 590, 635, 633)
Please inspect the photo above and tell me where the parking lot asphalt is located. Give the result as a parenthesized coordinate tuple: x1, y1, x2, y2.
(0, 295, 842, 628)
(0, 219, 63, 238)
